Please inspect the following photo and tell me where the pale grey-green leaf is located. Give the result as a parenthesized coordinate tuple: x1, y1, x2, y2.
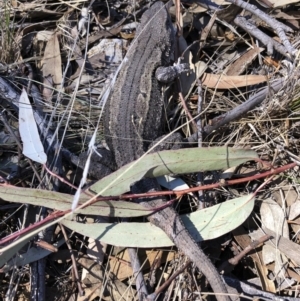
(0, 187, 150, 217)
(62, 194, 255, 248)
(89, 147, 257, 196)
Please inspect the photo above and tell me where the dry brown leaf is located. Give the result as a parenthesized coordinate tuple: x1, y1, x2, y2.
(226, 47, 264, 76)
(212, 1, 230, 5)
(42, 75, 53, 104)
(262, 244, 288, 279)
(109, 249, 176, 281)
(268, 262, 300, 283)
(19, 3, 44, 11)
(264, 57, 280, 69)
(260, 198, 289, 238)
(10, 0, 18, 8)
(201, 73, 268, 89)
(233, 226, 276, 293)
(254, 261, 277, 293)
(41, 32, 62, 92)
(215, 0, 300, 8)
(260, 198, 289, 278)
(273, 185, 299, 207)
(289, 200, 300, 220)
(250, 228, 300, 287)
(78, 256, 135, 301)
(250, 227, 300, 267)
(187, 4, 207, 13)
(268, 0, 300, 7)
(224, 30, 235, 41)
(35, 30, 53, 42)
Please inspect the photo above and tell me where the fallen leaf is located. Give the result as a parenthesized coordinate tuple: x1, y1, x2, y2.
(41, 32, 62, 90)
(201, 73, 268, 89)
(62, 194, 255, 248)
(19, 88, 47, 164)
(88, 147, 258, 197)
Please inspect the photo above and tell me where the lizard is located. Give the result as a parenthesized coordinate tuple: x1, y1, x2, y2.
(103, 2, 230, 301)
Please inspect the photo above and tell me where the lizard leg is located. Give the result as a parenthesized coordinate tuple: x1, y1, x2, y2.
(155, 63, 190, 83)
(148, 132, 183, 152)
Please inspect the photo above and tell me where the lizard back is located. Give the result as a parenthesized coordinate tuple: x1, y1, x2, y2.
(104, 2, 175, 168)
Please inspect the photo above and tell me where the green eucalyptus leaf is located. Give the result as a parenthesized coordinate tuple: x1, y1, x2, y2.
(62, 194, 255, 248)
(89, 147, 258, 196)
(0, 187, 150, 217)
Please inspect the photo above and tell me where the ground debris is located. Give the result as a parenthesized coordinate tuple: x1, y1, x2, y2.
(1, 1, 300, 301)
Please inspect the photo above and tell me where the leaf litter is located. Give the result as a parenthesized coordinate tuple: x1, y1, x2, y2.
(0, 0, 300, 300)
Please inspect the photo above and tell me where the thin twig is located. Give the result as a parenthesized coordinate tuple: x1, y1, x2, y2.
(59, 223, 84, 296)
